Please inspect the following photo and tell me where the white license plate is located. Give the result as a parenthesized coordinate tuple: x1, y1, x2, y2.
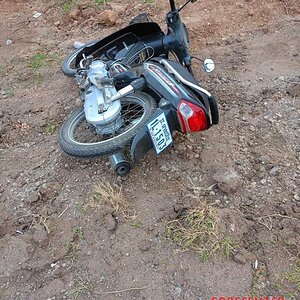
(147, 112, 173, 154)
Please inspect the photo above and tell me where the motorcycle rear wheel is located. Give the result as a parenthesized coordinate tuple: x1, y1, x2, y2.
(59, 92, 157, 157)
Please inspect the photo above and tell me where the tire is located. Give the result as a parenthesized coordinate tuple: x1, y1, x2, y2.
(61, 41, 96, 77)
(59, 92, 157, 157)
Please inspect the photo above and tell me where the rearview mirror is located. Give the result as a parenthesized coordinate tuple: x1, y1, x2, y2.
(204, 59, 215, 73)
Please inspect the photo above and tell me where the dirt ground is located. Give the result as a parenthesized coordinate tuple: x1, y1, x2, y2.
(0, 0, 300, 299)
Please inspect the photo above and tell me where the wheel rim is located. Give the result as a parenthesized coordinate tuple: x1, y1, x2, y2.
(67, 96, 147, 146)
(66, 52, 78, 71)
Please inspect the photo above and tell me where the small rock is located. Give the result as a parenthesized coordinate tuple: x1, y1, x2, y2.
(293, 194, 300, 201)
(260, 178, 267, 184)
(278, 76, 285, 81)
(105, 214, 117, 231)
(5, 39, 13, 46)
(235, 159, 243, 166)
(160, 164, 170, 172)
(270, 166, 280, 176)
(213, 168, 241, 193)
(33, 227, 48, 245)
(69, 8, 82, 20)
(54, 21, 60, 26)
(33, 12, 42, 19)
(174, 287, 182, 297)
(259, 155, 269, 165)
(97, 10, 119, 26)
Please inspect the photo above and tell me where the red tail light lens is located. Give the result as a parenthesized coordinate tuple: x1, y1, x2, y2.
(177, 100, 209, 133)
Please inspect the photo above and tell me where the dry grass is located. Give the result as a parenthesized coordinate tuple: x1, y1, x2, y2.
(165, 203, 236, 260)
(90, 181, 128, 214)
(30, 214, 51, 234)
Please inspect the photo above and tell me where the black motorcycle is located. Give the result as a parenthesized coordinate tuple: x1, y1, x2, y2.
(59, 0, 219, 176)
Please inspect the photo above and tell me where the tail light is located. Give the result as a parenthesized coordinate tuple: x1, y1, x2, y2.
(177, 100, 209, 133)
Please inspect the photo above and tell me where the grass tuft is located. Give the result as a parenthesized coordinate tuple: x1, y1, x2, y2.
(44, 122, 58, 134)
(91, 182, 127, 214)
(62, 0, 77, 12)
(94, 0, 110, 4)
(165, 203, 236, 260)
(285, 254, 300, 291)
(29, 53, 47, 69)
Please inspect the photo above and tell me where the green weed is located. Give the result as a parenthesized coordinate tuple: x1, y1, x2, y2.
(130, 221, 143, 228)
(285, 255, 300, 291)
(74, 227, 85, 241)
(1, 90, 14, 97)
(63, 0, 77, 12)
(44, 122, 58, 134)
(29, 53, 47, 69)
(74, 203, 86, 213)
(94, 0, 110, 4)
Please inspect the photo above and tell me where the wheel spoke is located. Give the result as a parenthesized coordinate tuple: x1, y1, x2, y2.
(68, 97, 149, 146)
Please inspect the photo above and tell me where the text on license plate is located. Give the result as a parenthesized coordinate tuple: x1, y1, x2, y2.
(147, 112, 173, 154)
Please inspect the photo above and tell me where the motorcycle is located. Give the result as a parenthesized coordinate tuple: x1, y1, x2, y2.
(59, 0, 219, 176)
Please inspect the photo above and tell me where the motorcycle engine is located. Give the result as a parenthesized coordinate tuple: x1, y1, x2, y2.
(84, 60, 122, 134)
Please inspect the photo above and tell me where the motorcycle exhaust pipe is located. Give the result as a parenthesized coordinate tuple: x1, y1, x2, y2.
(109, 151, 131, 177)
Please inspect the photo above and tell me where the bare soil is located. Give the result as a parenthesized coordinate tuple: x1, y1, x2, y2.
(0, 0, 299, 299)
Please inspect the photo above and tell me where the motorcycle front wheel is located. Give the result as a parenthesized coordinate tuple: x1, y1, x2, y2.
(61, 41, 96, 77)
(59, 92, 157, 157)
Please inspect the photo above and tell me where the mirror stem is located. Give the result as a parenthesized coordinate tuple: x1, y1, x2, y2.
(178, 0, 192, 12)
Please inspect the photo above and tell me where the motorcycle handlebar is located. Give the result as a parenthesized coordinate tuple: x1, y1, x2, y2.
(169, 0, 176, 11)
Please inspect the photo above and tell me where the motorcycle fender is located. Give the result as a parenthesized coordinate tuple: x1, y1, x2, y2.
(75, 23, 164, 65)
(131, 107, 176, 163)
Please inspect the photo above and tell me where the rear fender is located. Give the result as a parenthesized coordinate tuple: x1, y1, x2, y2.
(131, 106, 176, 163)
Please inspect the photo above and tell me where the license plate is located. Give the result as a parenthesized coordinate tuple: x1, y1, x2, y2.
(147, 112, 173, 154)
